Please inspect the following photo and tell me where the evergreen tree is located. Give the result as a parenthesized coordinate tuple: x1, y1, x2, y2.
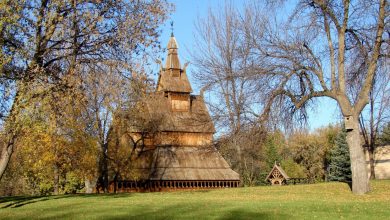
(265, 136, 281, 170)
(328, 129, 352, 181)
(378, 122, 390, 146)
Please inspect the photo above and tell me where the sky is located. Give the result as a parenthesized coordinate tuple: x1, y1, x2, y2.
(157, 0, 342, 130)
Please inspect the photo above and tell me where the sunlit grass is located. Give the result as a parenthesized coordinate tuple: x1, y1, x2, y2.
(1, 180, 389, 219)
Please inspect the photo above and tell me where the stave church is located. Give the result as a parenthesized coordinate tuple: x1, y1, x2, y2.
(108, 33, 240, 192)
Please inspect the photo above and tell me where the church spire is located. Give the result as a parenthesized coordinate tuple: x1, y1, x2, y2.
(156, 31, 192, 93)
(165, 35, 180, 71)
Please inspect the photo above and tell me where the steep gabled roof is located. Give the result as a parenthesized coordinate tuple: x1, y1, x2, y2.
(265, 164, 290, 181)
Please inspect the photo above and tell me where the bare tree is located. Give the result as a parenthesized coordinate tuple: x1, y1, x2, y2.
(215, 126, 268, 186)
(107, 93, 164, 193)
(359, 63, 390, 179)
(192, 4, 263, 173)
(80, 62, 158, 193)
(240, 0, 388, 194)
(195, 0, 388, 194)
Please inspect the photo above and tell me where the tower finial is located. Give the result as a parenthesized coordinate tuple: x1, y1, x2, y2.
(170, 21, 174, 37)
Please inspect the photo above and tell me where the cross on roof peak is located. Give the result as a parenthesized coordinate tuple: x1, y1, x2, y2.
(170, 21, 174, 37)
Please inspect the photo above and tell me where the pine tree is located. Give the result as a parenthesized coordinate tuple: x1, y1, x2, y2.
(378, 122, 390, 146)
(265, 137, 281, 170)
(328, 129, 352, 181)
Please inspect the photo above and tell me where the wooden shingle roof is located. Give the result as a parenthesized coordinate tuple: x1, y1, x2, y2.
(165, 35, 180, 70)
(127, 92, 215, 133)
(127, 146, 240, 181)
(156, 70, 192, 93)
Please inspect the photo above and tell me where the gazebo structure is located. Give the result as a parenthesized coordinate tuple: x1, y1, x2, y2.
(109, 33, 240, 192)
(265, 163, 290, 185)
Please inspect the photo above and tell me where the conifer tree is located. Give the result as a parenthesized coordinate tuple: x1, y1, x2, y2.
(265, 137, 281, 170)
(378, 123, 390, 146)
(328, 129, 352, 182)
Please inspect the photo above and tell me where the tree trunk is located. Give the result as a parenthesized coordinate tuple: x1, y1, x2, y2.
(368, 149, 376, 179)
(102, 143, 109, 193)
(113, 172, 119, 194)
(0, 143, 13, 181)
(0, 130, 18, 181)
(53, 164, 60, 195)
(345, 118, 370, 194)
(85, 178, 96, 194)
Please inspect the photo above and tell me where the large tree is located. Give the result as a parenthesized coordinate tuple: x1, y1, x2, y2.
(191, 3, 265, 177)
(0, 0, 171, 182)
(359, 64, 389, 179)
(194, 0, 388, 194)
(250, 0, 388, 194)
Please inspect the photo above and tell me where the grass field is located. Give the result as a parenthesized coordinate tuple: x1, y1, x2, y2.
(1, 180, 389, 220)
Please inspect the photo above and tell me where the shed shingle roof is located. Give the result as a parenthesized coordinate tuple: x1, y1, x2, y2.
(265, 164, 290, 181)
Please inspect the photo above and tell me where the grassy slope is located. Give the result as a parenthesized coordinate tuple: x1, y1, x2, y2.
(0, 180, 389, 220)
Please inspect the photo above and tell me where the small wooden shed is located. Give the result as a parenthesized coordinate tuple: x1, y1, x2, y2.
(265, 163, 290, 185)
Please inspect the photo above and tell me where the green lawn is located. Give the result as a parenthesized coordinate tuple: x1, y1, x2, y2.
(1, 180, 389, 220)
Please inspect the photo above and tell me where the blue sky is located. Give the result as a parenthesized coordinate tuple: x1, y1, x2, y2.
(157, 0, 341, 130)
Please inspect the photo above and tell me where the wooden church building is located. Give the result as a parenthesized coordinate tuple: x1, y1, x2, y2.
(109, 33, 240, 192)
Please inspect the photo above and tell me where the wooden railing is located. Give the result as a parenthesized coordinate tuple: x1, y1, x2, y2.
(111, 180, 241, 192)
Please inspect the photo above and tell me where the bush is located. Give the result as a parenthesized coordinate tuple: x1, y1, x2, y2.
(63, 172, 84, 194)
(281, 159, 306, 178)
(39, 181, 54, 195)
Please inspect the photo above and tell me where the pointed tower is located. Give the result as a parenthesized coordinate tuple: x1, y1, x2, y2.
(156, 33, 194, 112)
(157, 33, 192, 93)
(164, 33, 181, 77)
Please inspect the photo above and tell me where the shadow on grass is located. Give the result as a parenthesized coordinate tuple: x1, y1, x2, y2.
(93, 206, 290, 220)
(1, 193, 293, 220)
(342, 181, 353, 190)
(0, 193, 137, 209)
(217, 209, 291, 220)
